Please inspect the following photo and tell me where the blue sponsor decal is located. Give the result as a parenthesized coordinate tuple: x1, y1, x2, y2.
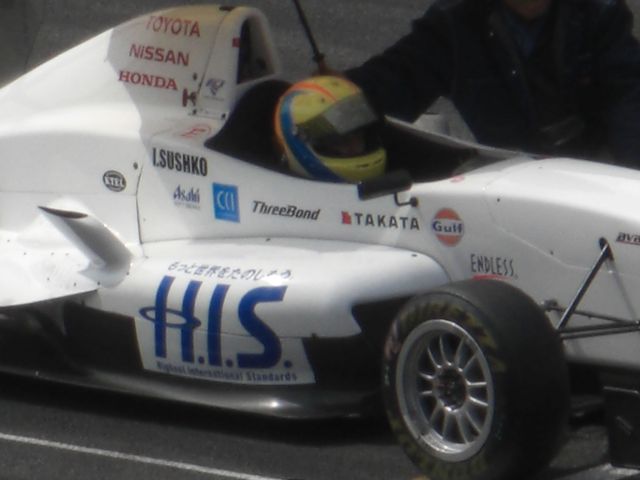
(213, 183, 239, 222)
(139, 276, 286, 369)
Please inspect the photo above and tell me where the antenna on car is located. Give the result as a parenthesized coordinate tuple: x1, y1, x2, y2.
(291, 0, 330, 74)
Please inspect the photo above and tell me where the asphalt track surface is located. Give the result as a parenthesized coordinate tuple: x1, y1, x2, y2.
(0, 1, 639, 480)
(0, 373, 638, 480)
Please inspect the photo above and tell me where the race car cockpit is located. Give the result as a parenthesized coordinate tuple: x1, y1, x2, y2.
(206, 76, 493, 183)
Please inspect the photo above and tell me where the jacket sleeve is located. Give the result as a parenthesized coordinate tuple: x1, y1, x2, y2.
(596, 0, 640, 166)
(345, 6, 454, 122)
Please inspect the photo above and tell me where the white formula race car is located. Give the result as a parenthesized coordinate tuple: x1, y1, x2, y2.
(1, 5, 639, 480)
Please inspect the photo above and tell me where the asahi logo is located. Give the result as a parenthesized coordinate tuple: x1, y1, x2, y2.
(174, 185, 200, 210)
(341, 211, 420, 230)
(103, 171, 126, 192)
(153, 148, 208, 177)
(432, 209, 464, 246)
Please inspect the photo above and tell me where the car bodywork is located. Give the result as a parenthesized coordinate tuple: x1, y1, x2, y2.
(2, 4, 640, 470)
(0, 5, 453, 417)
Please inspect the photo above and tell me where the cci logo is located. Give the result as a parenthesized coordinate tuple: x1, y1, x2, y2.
(213, 183, 239, 223)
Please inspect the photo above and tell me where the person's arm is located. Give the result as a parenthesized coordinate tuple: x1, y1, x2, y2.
(596, 0, 640, 165)
(345, 6, 454, 122)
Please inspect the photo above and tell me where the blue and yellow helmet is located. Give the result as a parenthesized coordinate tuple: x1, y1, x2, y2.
(274, 76, 386, 182)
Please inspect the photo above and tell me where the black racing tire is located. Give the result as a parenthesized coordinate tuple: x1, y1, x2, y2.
(383, 279, 570, 480)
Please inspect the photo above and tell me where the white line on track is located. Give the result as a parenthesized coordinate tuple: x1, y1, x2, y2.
(551, 463, 639, 480)
(0, 432, 285, 480)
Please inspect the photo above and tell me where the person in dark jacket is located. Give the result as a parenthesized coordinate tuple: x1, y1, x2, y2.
(346, 0, 640, 166)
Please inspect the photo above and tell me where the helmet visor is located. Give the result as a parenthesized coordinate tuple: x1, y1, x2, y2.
(297, 93, 378, 139)
(312, 126, 382, 158)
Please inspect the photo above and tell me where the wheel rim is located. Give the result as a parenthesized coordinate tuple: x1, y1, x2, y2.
(395, 319, 495, 462)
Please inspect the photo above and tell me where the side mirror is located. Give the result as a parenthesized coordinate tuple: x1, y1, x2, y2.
(357, 170, 417, 206)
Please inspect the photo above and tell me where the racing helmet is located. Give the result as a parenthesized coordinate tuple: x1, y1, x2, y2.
(274, 76, 386, 182)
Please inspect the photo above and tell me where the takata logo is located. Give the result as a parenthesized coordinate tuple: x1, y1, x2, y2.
(432, 209, 464, 246)
(341, 211, 420, 230)
(213, 183, 239, 223)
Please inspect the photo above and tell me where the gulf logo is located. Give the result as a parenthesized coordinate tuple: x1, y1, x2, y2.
(432, 209, 464, 246)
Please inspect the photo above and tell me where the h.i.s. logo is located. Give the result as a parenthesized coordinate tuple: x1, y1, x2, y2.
(137, 276, 304, 384)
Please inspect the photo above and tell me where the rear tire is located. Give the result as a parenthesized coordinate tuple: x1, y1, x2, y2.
(383, 280, 569, 480)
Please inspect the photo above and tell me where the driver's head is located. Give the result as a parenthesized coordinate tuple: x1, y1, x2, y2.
(274, 76, 386, 182)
